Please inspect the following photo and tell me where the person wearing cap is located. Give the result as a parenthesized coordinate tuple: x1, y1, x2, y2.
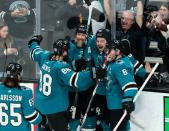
(0, 62, 47, 131)
(28, 35, 102, 131)
(67, 24, 97, 131)
(99, 41, 138, 131)
(0, 0, 36, 79)
(0, 0, 35, 39)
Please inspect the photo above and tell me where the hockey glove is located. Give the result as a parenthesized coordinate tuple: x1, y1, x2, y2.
(90, 66, 107, 79)
(73, 58, 87, 72)
(122, 96, 135, 114)
(28, 35, 43, 48)
(96, 66, 107, 79)
(38, 114, 50, 131)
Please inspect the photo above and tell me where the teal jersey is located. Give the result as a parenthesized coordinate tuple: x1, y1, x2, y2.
(29, 42, 94, 114)
(67, 36, 96, 91)
(68, 36, 94, 70)
(128, 54, 147, 79)
(90, 36, 107, 95)
(0, 84, 42, 131)
(106, 56, 138, 110)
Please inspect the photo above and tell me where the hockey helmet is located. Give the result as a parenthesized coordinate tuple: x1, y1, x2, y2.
(6, 62, 23, 78)
(96, 29, 111, 43)
(76, 24, 87, 34)
(53, 39, 68, 55)
(109, 39, 131, 55)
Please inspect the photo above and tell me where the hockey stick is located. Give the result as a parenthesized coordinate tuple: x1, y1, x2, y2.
(71, 1, 93, 119)
(130, 115, 145, 130)
(86, 1, 93, 37)
(76, 58, 108, 131)
(113, 62, 159, 131)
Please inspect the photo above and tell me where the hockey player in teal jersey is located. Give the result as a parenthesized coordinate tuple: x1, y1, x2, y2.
(28, 35, 99, 131)
(114, 39, 164, 86)
(68, 24, 94, 72)
(105, 41, 138, 130)
(67, 24, 97, 131)
(0, 63, 47, 131)
(113, 39, 147, 79)
(90, 29, 112, 131)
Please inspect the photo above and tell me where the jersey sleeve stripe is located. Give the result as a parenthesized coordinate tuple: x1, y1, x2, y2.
(122, 82, 137, 91)
(30, 47, 40, 60)
(124, 87, 138, 93)
(30, 47, 42, 60)
(69, 72, 77, 87)
(135, 64, 143, 75)
(25, 111, 40, 123)
(74, 73, 79, 88)
(134, 62, 142, 72)
(134, 61, 139, 68)
(25, 110, 37, 119)
(29, 112, 40, 123)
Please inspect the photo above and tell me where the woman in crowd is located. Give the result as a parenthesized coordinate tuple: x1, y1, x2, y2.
(0, 22, 18, 76)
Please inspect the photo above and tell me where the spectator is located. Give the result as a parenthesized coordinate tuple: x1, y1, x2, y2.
(146, 3, 169, 72)
(0, 0, 36, 80)
(116, 10, 145, 63)
(0, 22, 18, 76)
(0, 0, 35, 39)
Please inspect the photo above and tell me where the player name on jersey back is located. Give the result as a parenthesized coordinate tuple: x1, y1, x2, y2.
(0, 94, 22, 102)
(42, 64, 51, 72)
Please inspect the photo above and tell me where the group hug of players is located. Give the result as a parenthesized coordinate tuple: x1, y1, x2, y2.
(0, 24, 150, 131)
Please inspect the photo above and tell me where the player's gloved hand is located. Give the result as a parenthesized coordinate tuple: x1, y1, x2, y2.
(90, 66, 107, 79)
(38, 114, 49, 131)
(28, 35, 43, 48)
(122, 96, 135, 114)
(96, 67, 107, 79)
(73, 58, 87, 72)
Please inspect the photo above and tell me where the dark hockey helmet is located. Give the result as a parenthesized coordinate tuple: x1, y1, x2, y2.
(96, 29, 111, 43)
(109, 39, 131, 55)
(118, 39, 131, 55)
(53, 39, 68, 55)
(6, 62, 23, 78)
(76, 24, 87, 34)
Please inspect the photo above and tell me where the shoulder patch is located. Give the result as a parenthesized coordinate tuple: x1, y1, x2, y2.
(29, 98, 34, 106)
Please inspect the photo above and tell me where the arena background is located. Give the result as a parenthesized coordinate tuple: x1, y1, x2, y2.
(0, 0, 169, 131)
